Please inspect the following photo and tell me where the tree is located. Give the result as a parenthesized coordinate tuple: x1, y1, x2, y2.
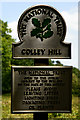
(0, 20, 15, 93)
(56, 60, 63, 66)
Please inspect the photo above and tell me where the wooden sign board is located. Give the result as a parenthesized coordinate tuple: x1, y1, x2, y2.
(11, 66, 72, 113)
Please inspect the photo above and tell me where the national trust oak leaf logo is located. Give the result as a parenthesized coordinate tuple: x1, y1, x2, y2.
(31, 18, 53, 41)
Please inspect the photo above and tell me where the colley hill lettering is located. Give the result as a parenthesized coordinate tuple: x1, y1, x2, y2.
(21, 48, 62, 55)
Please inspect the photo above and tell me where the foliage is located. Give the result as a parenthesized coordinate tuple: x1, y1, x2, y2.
(72, 67, 80, 97)
(31, 18, 53, 41)
(12, 59, 34, 66)
(49, 60, 63, 66)
(49, 60, 80, 97)
(0, 20, 15, 93)
(72, 67, 80, 78)
(55, 60, 63, 66)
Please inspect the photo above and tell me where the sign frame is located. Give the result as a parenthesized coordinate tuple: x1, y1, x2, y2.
(12, 5, 71, 59)
(11, 66, 72, 113)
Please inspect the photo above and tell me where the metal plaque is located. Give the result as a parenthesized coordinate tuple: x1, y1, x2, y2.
(12, 5, 71, 59)
(11, 66, 72, 113)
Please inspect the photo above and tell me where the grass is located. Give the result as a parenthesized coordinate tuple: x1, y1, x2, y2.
(2, 93, 33, 119)
(48, 95, 79, 119)
(1, 93, 80, 119)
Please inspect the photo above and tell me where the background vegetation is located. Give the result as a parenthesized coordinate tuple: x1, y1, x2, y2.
(0, 20, 80, 119)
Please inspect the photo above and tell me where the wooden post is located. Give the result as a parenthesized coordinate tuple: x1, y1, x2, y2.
(34, 59, 49, 120)
(34, 112, 48, 120)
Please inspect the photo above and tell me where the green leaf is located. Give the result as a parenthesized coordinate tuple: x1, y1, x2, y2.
(46, 24, 51, 30)
(36, 34, 43, 41)
(36, 33, 42, 38)
(31, 18, 53, 41)
(43, 30, 53, 38)
(31, 28, 42, 36)
(32, 18, 41, 27)
(42, 18, 51, 28)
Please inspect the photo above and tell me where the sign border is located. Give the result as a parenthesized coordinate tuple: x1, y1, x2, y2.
(12, 4, 71, 59)
(11, 66, 72, 113)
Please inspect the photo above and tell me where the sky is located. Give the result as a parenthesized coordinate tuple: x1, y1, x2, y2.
(0, 1, 79, 69)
